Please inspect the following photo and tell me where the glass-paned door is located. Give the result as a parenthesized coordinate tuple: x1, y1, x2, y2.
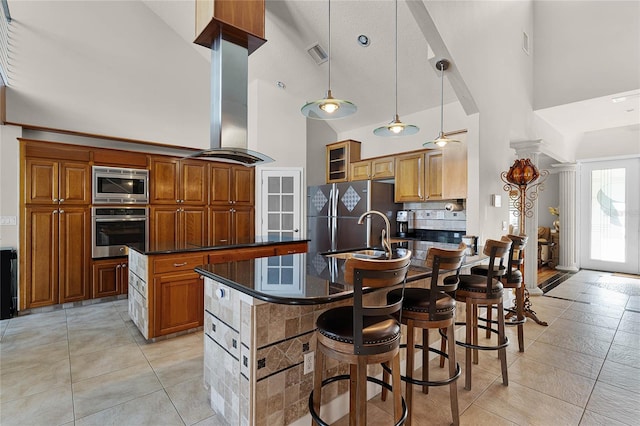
(580, 158, 640, 274)
(258, 169, 304, 294)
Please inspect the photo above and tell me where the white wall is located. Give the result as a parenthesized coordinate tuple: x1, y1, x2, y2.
(6, 1, 211, 148)
(0, 125, 21, 249)
(576, 125, 640, 160)
(533, 1, 640, 110)
(424, 0, 535, 243)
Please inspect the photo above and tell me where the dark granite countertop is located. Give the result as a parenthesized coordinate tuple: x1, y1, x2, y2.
(128, 236, 309, 256)
(195, 247, 485, 305)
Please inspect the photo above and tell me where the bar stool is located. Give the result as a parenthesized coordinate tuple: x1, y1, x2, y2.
(309, 251, 411, 426)
(383, 245, 466, 426)
(453, 238, 512, 390)
(471, 234, 528, 352)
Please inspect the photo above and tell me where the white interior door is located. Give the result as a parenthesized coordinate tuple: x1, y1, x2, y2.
(580, 158, 640, 274)
(259, 168, 303, 240)
(257, 168, 304, 295)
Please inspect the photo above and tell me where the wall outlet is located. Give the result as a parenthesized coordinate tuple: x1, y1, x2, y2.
(0, 216, 16, 226)
(303, 351, 314, 375)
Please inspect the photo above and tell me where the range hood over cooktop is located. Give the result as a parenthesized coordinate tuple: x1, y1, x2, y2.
(189, 32, 273, 166)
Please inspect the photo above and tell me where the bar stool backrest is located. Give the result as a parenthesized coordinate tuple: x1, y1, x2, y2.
(425, 244, 466, 317)
(506, 234, 528, 279)
(344, 251, 412, 355)
(482, 238, 512, 295)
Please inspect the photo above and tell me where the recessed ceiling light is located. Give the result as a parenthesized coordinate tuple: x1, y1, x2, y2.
(357, 34, 370, 47)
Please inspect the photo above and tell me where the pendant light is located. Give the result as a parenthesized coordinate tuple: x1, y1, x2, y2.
(301, 0, 357, 120)
(423, 59, 460, 148)
(374, 0, 418, 137)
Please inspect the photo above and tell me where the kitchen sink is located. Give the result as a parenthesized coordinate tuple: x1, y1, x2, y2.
(324, 249, 389, 260)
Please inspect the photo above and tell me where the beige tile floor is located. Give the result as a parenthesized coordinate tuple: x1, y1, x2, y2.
(1, 269, 639, 425)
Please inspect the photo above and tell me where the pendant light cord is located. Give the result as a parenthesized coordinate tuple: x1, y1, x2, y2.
(327, 0, 332, 92)
(394, 0, 398, 117)
(440, 62, 444, 134)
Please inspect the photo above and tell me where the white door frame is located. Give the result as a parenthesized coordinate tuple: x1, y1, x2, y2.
(579, 157, 640, 274)
(256, 167, 304, 240)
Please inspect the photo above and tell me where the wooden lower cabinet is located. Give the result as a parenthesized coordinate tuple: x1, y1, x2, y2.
(92, 258, 128, 298)
(150, 206, 208, 251)
(153, 272, 204, 336)
(22, 206, 90, 309)
(209, 206, 254, 245)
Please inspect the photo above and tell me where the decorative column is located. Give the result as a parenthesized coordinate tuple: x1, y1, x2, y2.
(552, 163, 579, 272)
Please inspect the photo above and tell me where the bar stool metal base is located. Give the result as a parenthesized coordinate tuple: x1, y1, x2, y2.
(382, 343, 462, 387)
(308, 374, 408, 426)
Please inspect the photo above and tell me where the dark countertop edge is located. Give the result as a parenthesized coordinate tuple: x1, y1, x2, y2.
(195, 254, 487, 306)
(129, 238, 310, 256)
(195, 264, 433, 306)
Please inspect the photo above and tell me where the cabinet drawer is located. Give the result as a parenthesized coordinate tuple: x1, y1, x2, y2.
(153, 254, 207, 274)
(274, 243, 307, 256)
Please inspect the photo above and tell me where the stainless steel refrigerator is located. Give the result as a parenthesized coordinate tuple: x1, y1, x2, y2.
(307, 181, 399, 254)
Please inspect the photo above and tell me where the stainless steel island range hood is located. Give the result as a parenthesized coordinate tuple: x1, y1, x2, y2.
(189, 35, 273, 166)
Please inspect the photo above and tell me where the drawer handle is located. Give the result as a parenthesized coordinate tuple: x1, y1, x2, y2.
(173, 262, 188, 267)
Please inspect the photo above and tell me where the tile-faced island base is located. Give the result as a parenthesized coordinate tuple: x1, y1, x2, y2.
(203, 276, 391, 425)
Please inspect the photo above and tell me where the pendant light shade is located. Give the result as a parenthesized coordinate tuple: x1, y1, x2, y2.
(424, 59, 460, 148)
(301, 0, 356, 120)
(373, 0, 419, 137)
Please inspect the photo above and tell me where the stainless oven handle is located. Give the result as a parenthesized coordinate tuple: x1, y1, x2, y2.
(94, 217, 147, 222)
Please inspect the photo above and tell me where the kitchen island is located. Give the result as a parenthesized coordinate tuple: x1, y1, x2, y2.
(195, 248, 484, 425)
(127, 237, 308, 340)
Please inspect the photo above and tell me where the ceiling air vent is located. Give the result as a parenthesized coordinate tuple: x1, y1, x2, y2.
(307, 43, 328, 65)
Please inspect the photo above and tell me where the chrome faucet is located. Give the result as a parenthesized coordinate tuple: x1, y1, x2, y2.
(358, 210, 392, 258)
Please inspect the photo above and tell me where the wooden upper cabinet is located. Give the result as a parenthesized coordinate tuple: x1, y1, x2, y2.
(209, 163, 254, 206)
(150, 156, 208, 205)
(441, 143, 468, 199)
(150, 157, 180, 204)
(92, 148, 148, 168)
(326, 140, 361, 183)
(394, 153, 425, 202)
(180, 160, 208, 205)
(195, 0, 266, 53)
(24, 158, 90, 205)
(425, 151, 444, 200)
(351, 156, 396, 181)
(232, 166, 254, 205)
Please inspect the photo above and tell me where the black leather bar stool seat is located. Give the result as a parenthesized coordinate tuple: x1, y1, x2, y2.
(382, 246, 466, 426)
(452, 237, 512, 391)
(310, 251, 411, 426)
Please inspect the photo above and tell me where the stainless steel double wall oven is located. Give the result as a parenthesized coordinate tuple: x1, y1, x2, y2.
(91, 166, 149, 258)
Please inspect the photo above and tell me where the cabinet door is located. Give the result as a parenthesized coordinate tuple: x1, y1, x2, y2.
(209, 163, 232, 205)
(150, 207, 180, 251)
(425, 151, 443, 200)
(25, 159, 58, 204)
(350, 160, 371, 181)
(59, 207, 90, 303)
(233, 206, 255, 243)
(150, 157, 180, 204)
(182, 207, 208, 247)
(59, 162, 91, 204)
(442, 144, 467, 199)
(209, 207, 232, 245)
(371, 157, 395, 180)
(92, 258, 122, 298)
(232, 166, 254, 205)
(153, 272, 204, 336)
(394, 154, 424, 202)
(23, 207, 58, 308)
(180, 160, 208, 205)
